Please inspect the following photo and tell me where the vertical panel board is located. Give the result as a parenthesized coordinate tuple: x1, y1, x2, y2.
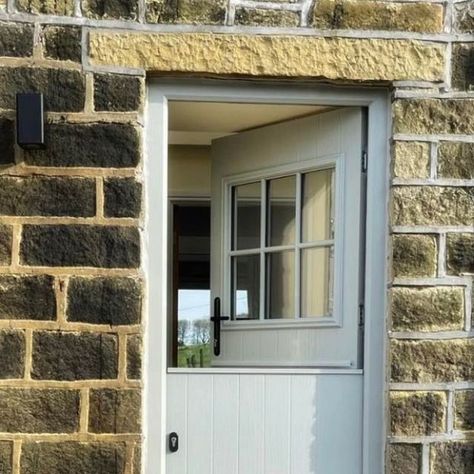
(187, 374, 213, 474)
(241, 331, 261, 362)
(315, 375, 363, 473)
(213, 375, 239, 474)
(264, 375, 291, 474)
(289, 375, 318, 474)
(238, 375, 265, 474)
(221, 332, 243, 362)
(258, 331, 279, 364)
(316, 112, 342, 156)
(166, 374, 188, 474)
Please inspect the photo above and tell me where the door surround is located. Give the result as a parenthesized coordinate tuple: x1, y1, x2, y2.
(144, 79, 390, 474)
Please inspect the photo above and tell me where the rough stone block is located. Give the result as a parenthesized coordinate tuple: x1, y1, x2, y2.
(391, 286, 464, 332)
(90, 33, 445, 82)
(431, 442, 474, 473)
(235, 8, 299, 27)
(21, 442, 126, 474)
(390, 391, 446, 436)
(104, 177, 142, 218)
(392, 234, 437, 278)
(0, 388, 79, 432)
(455, 391, 474, 430)
(32, 331, 118, 380)
(127, 334, 141, 380)
(438, 142, 474, 179)
(133, 444, 141, 474)
(0, 117, 15, 165)
(67, 277, 141, 325)
(83, 0, 138, 19)
(0, 67, 85, 112)
(43, 26, 82, 62)
(393, 99, 474, 135)
(89, 388, 141, 433)
(20, 225, 140, 268)
(453, 1, 474, 33)
(452, 43, 474, 91)
(392, 186, 473, 226)
(0, 177, 95, 217)
(391, 339, 474, 383)
(0, 275, 56, 320)
(146, 0, 226, 24)
(94, 74, 142, 112)
(15, 0, 74, 15)
(0, 442, 12, 474)
(0, 22, 34, 57)
(392, 141, 430, 179)
(25, 122, 140, 168)
(0, 330, 25, 378)
(389, 443, 421, 474)
(447, 233, 474, 275)
(312, 0, 443, 33)
(0, 224, 12, 265)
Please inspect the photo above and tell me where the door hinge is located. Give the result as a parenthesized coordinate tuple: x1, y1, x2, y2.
(358, 304, 365, 327)
(361, 150, 368, 173)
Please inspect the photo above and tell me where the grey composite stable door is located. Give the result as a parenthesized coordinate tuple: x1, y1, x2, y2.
(167, 108, 365, 474)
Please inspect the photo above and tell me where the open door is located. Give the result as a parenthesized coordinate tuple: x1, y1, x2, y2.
(210, 108, 364, 368)
(167, 106, 366, 474)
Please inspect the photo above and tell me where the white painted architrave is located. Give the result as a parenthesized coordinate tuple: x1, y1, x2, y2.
(144, 79, 389, 474)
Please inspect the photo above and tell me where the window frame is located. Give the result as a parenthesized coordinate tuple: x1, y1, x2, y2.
(222, 154, 346, 329)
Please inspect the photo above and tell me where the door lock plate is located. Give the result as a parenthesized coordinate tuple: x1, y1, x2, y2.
(169, 432, 179, 453)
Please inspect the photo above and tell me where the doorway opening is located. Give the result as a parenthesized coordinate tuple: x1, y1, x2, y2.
(167, 101, 340, 369)
(146, 81, 388, 474)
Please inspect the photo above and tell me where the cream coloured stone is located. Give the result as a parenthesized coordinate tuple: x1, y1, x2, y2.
(392, 186, 474, 226)
(393, 142, 430, 179)
(390, 391, 447, 436)
(391, 286, 464, 331)
(89, 33, 445, 82)
(313, 0, 444, 33)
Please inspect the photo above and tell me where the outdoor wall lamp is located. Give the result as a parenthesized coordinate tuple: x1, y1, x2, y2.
(16, 92, 45, 150)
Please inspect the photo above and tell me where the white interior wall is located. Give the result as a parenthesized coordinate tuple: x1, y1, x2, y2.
(168, 145, 211, 197)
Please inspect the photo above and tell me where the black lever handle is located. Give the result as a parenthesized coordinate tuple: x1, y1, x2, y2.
(210, 297, 229, 356)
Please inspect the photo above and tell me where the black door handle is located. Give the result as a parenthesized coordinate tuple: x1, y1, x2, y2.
(210, 297, 229, 356)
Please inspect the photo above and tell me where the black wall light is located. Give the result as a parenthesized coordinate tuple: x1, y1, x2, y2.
(16, 92, 45, 150)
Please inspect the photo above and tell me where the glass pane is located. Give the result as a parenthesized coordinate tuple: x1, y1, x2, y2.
(232, 255, 260, 320)
(177, 290, 211, 368)
(233, 182, 261, 250)
(267, 175, 296, 246)
(302, 169, 335, 242)
(266, 250, 295, 319)
(301, 246, 333, 318)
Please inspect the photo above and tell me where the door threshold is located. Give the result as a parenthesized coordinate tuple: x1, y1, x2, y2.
(167, 367, 364, 375)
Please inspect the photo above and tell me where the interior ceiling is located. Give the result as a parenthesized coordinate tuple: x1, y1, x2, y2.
(168, 101, 332, 145)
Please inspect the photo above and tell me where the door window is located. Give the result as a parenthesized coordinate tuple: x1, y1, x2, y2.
(229, 167, 336, 321)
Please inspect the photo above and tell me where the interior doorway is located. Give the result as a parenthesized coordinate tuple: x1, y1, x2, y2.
(145, 81, 388, 474)
(170, 202, 211, 368)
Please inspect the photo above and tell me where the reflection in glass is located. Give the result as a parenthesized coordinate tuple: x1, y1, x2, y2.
(301, 246, 333, 317)
(232, 255, 260, 319)
(266, 251, 295, 319)
(267, 175, 296, 246)
(302, 169, 334, 242)
(233, 182, 261, 250)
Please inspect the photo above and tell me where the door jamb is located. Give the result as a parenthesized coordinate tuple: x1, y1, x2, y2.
(144, 79, 390, 474)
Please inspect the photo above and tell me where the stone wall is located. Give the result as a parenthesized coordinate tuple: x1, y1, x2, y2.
(0, 0, 472, 473)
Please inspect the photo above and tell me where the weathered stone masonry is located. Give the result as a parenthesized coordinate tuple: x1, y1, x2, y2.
(0, 0, 472, 473)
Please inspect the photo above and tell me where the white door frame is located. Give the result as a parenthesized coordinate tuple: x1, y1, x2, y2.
(144, 79, 390, 474)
